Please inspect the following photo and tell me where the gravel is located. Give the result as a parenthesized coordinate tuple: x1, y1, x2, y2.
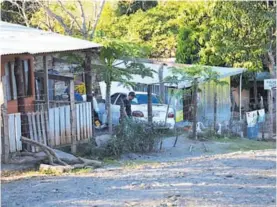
(1, 138, 276, 207)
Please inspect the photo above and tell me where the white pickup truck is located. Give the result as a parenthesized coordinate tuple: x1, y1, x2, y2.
(109, 91, 175, 129)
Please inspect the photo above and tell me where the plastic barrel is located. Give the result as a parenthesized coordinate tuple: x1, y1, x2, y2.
(247, 124, 259, 140)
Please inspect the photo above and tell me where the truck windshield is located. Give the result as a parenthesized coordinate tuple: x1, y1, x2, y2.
(131, 94, 160, 105)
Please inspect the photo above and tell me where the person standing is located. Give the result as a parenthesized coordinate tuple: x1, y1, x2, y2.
(123, 92, 136, 117)
(120, 92, 136, 123)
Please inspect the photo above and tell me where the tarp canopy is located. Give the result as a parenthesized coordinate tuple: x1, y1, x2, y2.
(112, 59, 246, 88)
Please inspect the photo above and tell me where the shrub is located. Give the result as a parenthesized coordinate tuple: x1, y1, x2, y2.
(105, 119, 167, 157)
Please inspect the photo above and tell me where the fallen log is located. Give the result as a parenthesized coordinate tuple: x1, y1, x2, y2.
(21, 137, 67, 166)
(78, 157, 102, 168)
(39, 164, 73, 173)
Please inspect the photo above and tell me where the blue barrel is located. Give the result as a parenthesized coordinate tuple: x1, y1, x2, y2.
(247, 124, 259, 140)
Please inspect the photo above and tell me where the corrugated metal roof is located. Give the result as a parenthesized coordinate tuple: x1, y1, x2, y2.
(113, 60, 246, 87)
(0, 21, 101, 56)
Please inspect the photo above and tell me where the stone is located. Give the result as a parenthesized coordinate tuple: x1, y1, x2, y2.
(95, 134, 112, 148)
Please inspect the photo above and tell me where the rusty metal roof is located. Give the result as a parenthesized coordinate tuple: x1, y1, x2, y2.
(0, 21, 101, 56)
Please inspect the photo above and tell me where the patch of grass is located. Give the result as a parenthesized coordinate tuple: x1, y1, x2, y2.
(211, 137, 276, 152)
(122, 160, 160, 169)
(227, 139, 276, 152)
(103, 158, 120, 165)
(69, 167, 93, 174)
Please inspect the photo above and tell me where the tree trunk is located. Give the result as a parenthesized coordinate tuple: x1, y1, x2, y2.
(253, 72, 258, 109)
(147, 85, 153, 124)
(164, 89, 173, 126)
(192, 78, 198, 139)
(158, 64, 164, 103)
(106, 82, 112, 134)
(213, 91, 217, 132)
(265, 47, 276, 138)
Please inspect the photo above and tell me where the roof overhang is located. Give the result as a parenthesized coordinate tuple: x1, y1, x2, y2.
(0, 21, 102, 56)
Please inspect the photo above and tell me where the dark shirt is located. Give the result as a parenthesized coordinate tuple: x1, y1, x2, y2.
(123, 98, 132, 117)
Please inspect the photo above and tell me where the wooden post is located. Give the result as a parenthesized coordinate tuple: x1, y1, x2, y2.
(239, 74, 242, 121)
(14, 57, 25, 112)
(192, 78, 198, 139)
(147, 85, 153, 124)
(43, 56, 49, 112)
(70, 80, 77, 154)
(84, 51, 95, 138)
(268, 89, 273, 139)
(213, 91, 217, 132)
(2, 76, 9, 163)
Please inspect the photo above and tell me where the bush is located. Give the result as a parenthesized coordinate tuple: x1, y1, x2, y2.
(105, 119, 167, 157)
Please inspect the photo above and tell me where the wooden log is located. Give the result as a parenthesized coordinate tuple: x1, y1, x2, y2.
(39, 164, 73, 174)
(21, 136, 68, 166)
(78, 157, 102, 167)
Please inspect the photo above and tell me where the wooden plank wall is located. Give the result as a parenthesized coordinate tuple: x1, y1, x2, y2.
(7, 113, 22, 153)
(27, 111, 48, 152)
(26, 102, 92, 151)
(76, 102, 92, 141)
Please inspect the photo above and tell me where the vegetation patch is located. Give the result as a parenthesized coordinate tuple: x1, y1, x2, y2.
(104, 120, 169, 157)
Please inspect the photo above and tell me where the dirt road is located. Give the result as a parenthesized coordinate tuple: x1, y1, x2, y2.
(1, 138, 276, 207)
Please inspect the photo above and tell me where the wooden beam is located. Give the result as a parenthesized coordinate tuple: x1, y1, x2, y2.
(2, 76, 9, 163)
(70, 80, 77, 154)
(43, 56, 49, 112)
(35, 72, 74, 81)
(14, 57, 25, 112)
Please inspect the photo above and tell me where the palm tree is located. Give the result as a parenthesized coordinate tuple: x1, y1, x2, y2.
(92, 39, 154, 134)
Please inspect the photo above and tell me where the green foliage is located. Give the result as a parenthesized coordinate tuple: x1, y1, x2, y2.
(97, 2, 187, 58)
(105, 119, 165, 157)
(93, 39, 154, 87)
(116, 0, 158, 16)
(31, 2, 78, 35)
(176, 1, 276, 75)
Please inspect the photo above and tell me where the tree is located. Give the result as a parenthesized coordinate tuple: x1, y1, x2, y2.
(97, 1, 189, 58)
(116, 0, 158, 16)
(31, 0, 105, 40)
(91, 39, 154, 134)
(1, 0, 40, 27)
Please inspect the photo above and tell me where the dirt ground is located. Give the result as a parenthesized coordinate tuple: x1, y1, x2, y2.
(1, 137, 276, 207)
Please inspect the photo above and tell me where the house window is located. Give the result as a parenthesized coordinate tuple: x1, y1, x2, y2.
(4, 59, 32, 101)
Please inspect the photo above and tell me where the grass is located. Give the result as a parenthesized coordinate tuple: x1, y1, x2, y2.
(69, 167, 93, 174)
(122, 160, 161, 169)
(227, 138, 276, 152)
(210, 136, 276, 152)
